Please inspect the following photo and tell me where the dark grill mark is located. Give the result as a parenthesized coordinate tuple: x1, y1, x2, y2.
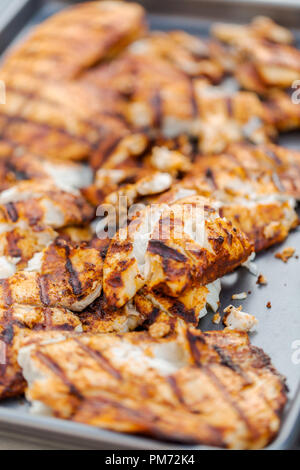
(38, 276, 51, 306)
(272, 172, 285, 192)
(106, 273, 123, 288)
(169, 299, 197, 325)
(186, 330, 258, 438)
(203, 366, 258, 440)
(1, 324, 14, 345)
(167, 375, 186, 405)
(141, 306, 160, 327)
(6, 231, 22, 258)
(205, 168, 217, 189)
(148, 240, 187, 262)
(35, 350, 83, 400)
(0, 279, 12, 308)
(265, 148, 282, 166)
(0, 111, 93, 148)
(5, 202, 18, 222)
(186, 329, 205, 363)
(65, 258, 82, 296)
(189, 81, 198, 118)
(74, 338, 122, 380)
(96, 135, 124, 166)
(44, 307, 53, 329)
(150, 90, 162, 128)
(226, 97, 233, 117)
(213, 345, 251, 383)
(54, 323, 78, 331)
(5, 160, 30, 181)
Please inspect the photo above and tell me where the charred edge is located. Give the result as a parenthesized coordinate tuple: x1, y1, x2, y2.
(148, 240, 187, 262)
(74, 338, 122, 381)
(169, 300, 197, 325)
(35, 350, 83, 400)
(5, 202, 18, 222)
(0, 371, 26, 398)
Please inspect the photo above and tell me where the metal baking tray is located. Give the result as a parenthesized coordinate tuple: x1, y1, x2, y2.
(0, 0, 299, 450)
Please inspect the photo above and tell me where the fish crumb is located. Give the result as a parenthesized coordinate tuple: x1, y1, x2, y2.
(257, 274, 267, 285)
(231, 292, 247, 300)
(212, 313, 221, 324)
(266, 301, 272, 309)
(275, 247, 295, 263)
(149, 321, 171, 338)
(223, 305, 258, 332)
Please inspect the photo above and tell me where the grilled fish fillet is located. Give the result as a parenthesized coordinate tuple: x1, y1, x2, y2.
(264, 90, 300, 132)
(128, 31, 226, 82)
(213, 16, 300, 91)
(84, 135, 192, 206)
(103, 196, 252, 307)
(79, 293, 146, 335)
(0, 225, 57, 275)
(189, 85, 276, 154)
(87, 50, 275, 152)
(18, 326, 287, 449)
(0, 238, 103, 311)
(156, 143, 299, 251)
(0, 180, 94, 230)
(0, 1, 144, 162)
(1, 1, 147, 80)
(0, 141, 92, 192)
(159, 184, 298, 252)
(79, 275, 221, 335)
(0, 76, 130, 161)
(212, 16, 293, 46)
(0, 304, 82, 399)
(134, 278, 221, 327)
